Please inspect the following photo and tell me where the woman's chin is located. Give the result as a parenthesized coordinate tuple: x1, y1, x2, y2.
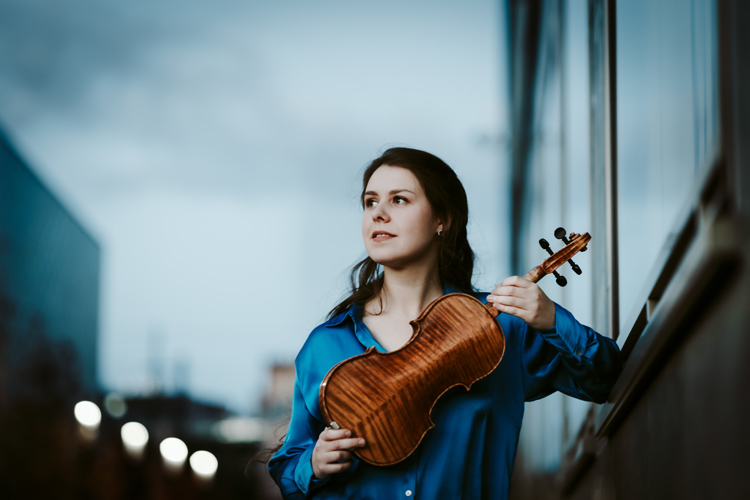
(366, 243, 438, 271)
(366, 251, 403, 268)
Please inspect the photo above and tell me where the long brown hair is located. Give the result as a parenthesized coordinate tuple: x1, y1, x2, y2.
(328, 147, 475, 319)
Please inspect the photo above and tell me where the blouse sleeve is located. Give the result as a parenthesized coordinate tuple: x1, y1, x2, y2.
(267, 378, 332, 499)
(521, 302, 623, 403)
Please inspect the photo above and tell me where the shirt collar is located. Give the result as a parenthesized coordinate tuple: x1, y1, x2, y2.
(325, 309, 352, 328)
(326, 283, 467, 351)
(325, 282, 463, 329)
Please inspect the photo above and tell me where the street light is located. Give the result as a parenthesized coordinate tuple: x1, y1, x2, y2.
(159, 437, 188, 473)
(121, 422, 149, 460)
(189, 450, 218, 481)
(74, 401, 101, 441)
(74, 401, 101, 428)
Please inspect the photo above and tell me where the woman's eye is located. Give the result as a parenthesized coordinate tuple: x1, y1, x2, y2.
(365, 198, 378, 208)
(393, 196, 407, 204)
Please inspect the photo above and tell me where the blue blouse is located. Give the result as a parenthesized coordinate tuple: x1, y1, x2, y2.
(268, 290, 622, 499)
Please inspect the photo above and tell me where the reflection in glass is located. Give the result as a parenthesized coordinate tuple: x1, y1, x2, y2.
(616, 0, 718, 331)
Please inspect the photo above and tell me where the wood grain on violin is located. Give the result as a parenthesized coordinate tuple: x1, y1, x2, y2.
(319, 293, 505, 466)
(318, 230, 591, 466)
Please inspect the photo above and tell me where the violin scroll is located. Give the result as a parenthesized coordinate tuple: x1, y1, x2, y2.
(528, 228, 591, 286)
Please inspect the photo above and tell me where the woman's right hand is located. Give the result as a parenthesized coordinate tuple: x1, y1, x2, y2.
(312, 427, 366, 479)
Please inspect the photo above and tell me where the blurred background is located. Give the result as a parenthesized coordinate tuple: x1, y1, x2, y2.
(0, 0, 508, 498)
(1, 0, 749, 499)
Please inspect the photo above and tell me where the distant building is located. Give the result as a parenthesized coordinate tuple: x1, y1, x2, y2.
(261, 362, 295, 420)
(0, 127, 100, 402)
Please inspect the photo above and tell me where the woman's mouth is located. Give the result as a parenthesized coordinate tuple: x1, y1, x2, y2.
(372, 231, 396, 242)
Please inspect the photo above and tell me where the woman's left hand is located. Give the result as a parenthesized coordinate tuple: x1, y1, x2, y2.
(486, 276, 556, 331)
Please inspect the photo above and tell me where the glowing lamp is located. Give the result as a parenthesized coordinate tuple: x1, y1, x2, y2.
(189, 450, 218, 479)
(160, 437, 188, 471)
(74, 401, 102, 429)
(121, 422, 149, 459)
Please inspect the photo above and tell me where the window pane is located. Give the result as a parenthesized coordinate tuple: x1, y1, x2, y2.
(516, 0, 594, 465)
(616, 0, 719, 331)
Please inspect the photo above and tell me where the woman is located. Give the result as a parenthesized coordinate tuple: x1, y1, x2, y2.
(268, 147, 622, 499)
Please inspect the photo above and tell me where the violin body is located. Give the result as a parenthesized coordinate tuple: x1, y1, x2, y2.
(318, 293, 505, 466)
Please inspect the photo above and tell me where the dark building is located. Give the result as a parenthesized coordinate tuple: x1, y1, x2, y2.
(504, 0, 749, 499)
(0, 127, 100, 401)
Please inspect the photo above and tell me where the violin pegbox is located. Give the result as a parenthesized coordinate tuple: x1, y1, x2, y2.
(537, 227, 590, 287)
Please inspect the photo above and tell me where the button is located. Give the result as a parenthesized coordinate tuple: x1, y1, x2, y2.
(575, 349, 582, 356)
(405, 490, 412, 497)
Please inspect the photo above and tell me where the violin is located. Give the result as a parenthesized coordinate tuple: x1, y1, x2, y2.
(318, 229, 591, 466)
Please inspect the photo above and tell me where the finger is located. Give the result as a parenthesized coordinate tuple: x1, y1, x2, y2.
(319, 428, 352, 441)
(501, 275, 532, 288)
(488, 285, 535, 305)
(317, 436, 366, 457)
(318, 450, 356, 471)
(492, 281, 536, 296)
(490, 302, 529, 321)
(500, 276, 519, 287)
(325, 437, 365, 452)
(327, 450, 353, 463)
(338, 437, 366, 450)
(489, 285, 524, 298)
(319, 460, 354, 475)
(488, 295, 527, 310)
(490, 282, 513, 295)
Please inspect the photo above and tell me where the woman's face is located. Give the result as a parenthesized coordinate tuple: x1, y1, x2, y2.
(362, 165, 442, 269)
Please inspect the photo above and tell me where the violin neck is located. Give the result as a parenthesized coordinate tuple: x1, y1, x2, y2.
(486, 231, 591, 315)
(522, 266, 545, 284)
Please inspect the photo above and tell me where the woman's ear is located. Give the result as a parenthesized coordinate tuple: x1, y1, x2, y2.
(439, 215, 452, 233)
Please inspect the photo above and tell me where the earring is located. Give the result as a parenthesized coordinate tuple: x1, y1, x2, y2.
(437, 229, 443, 236)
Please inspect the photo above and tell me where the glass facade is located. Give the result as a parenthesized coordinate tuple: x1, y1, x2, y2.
(504, 0, 722, 487)
(0, 129, 100, 397)
(616, 0, 719, 331)
(509, 0, 597, 471)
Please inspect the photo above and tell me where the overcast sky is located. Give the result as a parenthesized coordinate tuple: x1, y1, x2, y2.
(0, 0, 510, 413)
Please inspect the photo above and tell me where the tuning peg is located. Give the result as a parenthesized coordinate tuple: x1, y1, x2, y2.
(554, 227, 584, 274)
(539, 238, 554, 256)
(554, 271, 567, 287)
(570, 262, 582, 275)
(542, 238, 568, 284)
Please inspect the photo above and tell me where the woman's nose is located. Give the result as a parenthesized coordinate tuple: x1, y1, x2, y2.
(371, 203, 389, 221)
